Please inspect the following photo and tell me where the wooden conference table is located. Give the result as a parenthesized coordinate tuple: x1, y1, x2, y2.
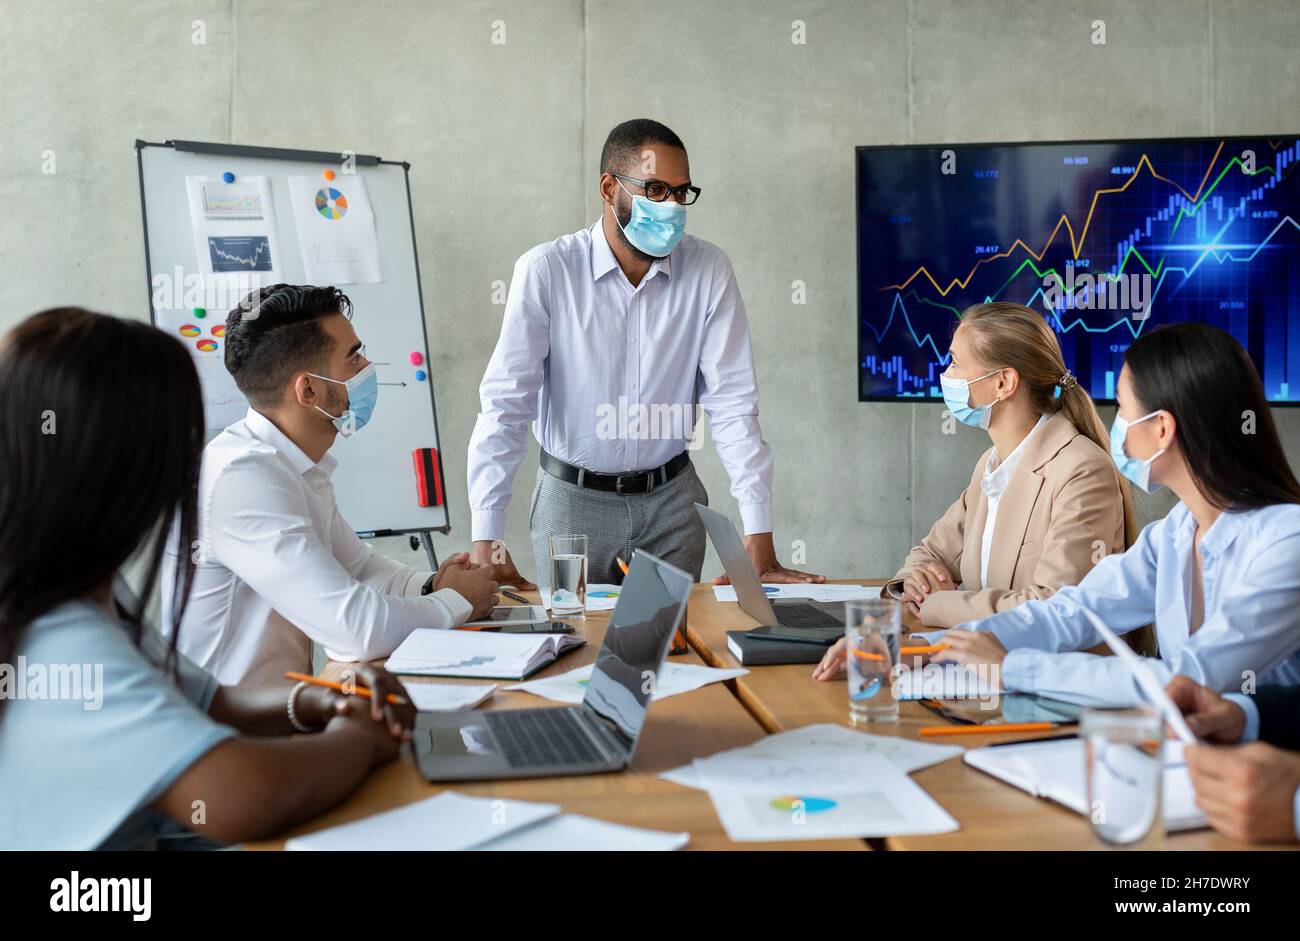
(251, 579, 1275, 851)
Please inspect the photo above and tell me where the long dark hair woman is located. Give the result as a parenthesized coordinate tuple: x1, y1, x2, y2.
(0, 308, 412, 850)
(930, 322, 1300, 706)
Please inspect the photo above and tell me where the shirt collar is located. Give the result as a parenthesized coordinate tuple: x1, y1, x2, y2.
(242, 407, 332, 477)
(1191, 506, 1251, 558)
(981, 414, 1048, 499)
(589, 220, 672, 285)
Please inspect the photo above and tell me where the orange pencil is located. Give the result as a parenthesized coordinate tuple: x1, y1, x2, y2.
(616, 556, 630, 576)
(283, 670, 410, 707)
(918, 722, 1057, 737)
(850, 643, 949, 661)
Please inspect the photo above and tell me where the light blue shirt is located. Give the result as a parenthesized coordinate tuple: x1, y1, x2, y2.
(0, 600, 235, 850)
(956, 501, 1300, 706)
(1224, 693, 1300, 841)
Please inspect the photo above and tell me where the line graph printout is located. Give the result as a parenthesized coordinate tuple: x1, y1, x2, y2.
(185, 175, 284, 291)
(857, 137, 1300, 402)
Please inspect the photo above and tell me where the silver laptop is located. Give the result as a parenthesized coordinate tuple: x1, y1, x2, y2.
(413, 550, 693, 781)
(695, 502, 844, 645)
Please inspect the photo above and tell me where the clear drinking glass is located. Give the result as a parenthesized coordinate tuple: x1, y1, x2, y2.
(844, 598, 901, 723)
(548, 534, 588, 620)
(1082, 707, 1165, 847)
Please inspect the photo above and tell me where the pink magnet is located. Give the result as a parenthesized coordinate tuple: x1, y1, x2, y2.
(408, 351, 424, 366)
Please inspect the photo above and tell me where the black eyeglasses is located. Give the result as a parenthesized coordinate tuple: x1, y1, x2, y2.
(611, 173, 701, 205)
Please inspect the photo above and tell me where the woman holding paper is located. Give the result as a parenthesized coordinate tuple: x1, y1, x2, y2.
(0, 308, 413, 850)
(815, 302, 1134, 680)
(928, 323, 1300, 707)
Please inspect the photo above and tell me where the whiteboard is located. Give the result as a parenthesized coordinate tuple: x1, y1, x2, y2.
(136, 139, 450, 536)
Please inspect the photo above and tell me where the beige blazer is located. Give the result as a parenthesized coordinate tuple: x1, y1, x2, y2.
(887, 412, 1126, 628)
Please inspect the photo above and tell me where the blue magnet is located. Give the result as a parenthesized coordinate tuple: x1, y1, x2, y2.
(414, 369, 427, 382)
(222, 171, 235, 183)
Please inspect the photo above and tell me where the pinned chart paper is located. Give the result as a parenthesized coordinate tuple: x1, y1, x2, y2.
(154, 307, 248, 431)
(404, 683, 496, 713)
(288, 174, 383, 284)
(507, 661, 748, 706)
(185, 175, 284, 292)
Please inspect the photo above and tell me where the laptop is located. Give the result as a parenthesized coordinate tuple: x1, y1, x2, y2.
(412, 550, 693, 781)
(695, 502, 845, 645)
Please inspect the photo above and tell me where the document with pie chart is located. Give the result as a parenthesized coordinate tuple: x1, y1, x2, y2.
(287, 174, 383, 284)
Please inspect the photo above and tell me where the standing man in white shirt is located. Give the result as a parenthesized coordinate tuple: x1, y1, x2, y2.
(163, 284, 498, 686)
(467, 119, 823, 591)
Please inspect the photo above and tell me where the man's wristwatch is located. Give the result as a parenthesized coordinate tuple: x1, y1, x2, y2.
(421, 574, 436, 596)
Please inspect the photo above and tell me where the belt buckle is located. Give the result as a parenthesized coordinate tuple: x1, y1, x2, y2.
(616, 472, 653, 495)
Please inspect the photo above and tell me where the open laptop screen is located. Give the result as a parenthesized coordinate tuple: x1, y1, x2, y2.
(579, 552, 692, 749)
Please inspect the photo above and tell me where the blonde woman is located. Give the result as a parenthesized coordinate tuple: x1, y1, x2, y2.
(815, 302, 1135, 680)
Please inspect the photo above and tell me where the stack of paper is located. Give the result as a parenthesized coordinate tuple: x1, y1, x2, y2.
(894, 662, 1006, 700)
(507, 661, 747, 705)
(285, 792, 688, 851)
(662, 724, 959, 842)
(539, 583, 623, 613)
(712, 584, 877, 603)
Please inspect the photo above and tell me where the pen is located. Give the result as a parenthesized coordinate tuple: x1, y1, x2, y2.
(918, 721, 1057, 737)
(283, 670, 410, 707)
(501, 589, 530, 604)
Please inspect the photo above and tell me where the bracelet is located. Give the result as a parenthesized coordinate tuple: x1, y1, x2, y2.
(286, 680, 314, 733)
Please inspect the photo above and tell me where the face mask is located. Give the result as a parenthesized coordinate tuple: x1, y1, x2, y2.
(1109, 410, 1166, 492)
(615, 180, 686, 257)
(940, 369, 1001, 430)
(308, 362, 378, 437)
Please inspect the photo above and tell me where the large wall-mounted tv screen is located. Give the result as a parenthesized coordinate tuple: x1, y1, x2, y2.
(857, 135, 1300, 402)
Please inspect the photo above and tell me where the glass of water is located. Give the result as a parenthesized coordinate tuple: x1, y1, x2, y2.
(1082, 707, 1164, 847)
(844, 598, 901, 723)
(548, 534, 588, 620)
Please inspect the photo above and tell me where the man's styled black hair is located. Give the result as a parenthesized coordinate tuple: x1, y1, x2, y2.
(223, 284, 353, 407)
(599, 119, 687, 175)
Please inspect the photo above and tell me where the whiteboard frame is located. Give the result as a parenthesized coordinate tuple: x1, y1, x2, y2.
(135, 138, 452, 540)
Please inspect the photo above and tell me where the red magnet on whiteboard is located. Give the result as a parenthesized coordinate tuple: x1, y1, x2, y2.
(323, 169, 335, 181)
(408, 351, 424, 366)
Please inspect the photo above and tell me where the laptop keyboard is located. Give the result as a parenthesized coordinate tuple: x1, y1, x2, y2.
(776, 604, 843, 630)
(484, 708, 609, 768)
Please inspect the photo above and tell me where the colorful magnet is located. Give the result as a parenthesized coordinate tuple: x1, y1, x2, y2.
(414, 370, 427, 382)
(408, 351, 424, 366)
(222, 171, 235, 183)
(323, 168, 336, 181)
(193, 307, 206, 318)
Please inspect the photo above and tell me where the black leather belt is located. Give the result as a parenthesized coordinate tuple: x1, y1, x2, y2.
(540, 449, 691, 495)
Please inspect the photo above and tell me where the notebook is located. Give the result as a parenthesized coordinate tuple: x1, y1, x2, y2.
(964, 737, 1207, 832)
(384, 628, 586, 680)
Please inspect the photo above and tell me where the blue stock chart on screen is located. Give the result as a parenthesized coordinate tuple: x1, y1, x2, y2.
(857, 136, 1300, 402)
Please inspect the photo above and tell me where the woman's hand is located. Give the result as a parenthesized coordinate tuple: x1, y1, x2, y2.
(812, 637, 847, 681)
(930, 628, 1007, 668)
(901, 561, 954, 606)
(329, 664, 417, 741)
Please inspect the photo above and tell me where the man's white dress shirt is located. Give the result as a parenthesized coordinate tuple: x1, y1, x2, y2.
(467, 221, 775, 542)
(162, 408, 471, 686)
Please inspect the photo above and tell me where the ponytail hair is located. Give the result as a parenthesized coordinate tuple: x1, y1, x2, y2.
(959, 302, 1138, 548)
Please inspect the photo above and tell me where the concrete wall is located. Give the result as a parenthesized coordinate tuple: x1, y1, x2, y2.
(2, 0, 1297, 581)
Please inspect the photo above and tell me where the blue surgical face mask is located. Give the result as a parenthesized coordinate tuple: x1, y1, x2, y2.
(309, 362, 378, 437)
(940, 369, 1001, 430)
(1109, 409, 1166, 492)
(615, 180, 686, 257)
